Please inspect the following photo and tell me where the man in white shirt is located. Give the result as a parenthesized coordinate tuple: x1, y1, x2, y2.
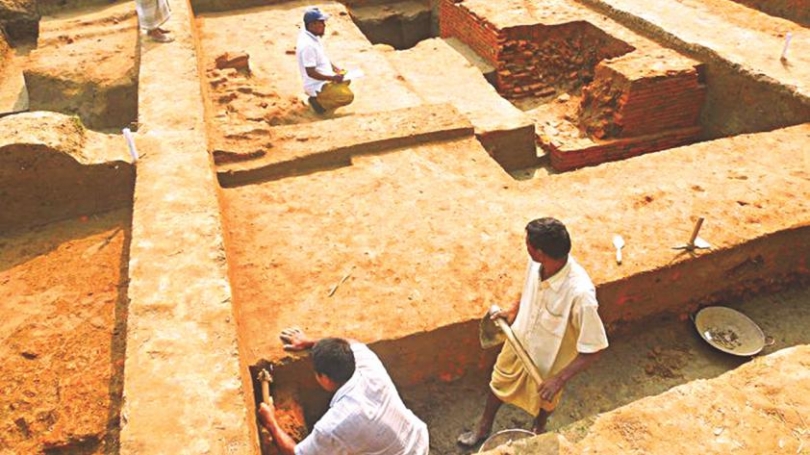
(258, 328, 429, 455)
(296, 7, 354, 114)
(458, 217, 610, 447)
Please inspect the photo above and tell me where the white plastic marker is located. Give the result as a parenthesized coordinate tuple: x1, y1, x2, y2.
(122, 127, 138, 162)
(780, 32, 793, 60)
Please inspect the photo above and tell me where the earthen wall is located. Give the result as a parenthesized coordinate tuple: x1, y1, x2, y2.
(730, 0, 809, 26)
(0, 29, 10, 67)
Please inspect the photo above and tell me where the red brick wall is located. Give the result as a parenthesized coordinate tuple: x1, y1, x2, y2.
(497, 23, 633, 99)
(617, 70, 706, 137)
(579, 62, 706, 139)
(439, 0, 502, 66)
(548, 126, 702, 171)
(441, 7, 634, 101)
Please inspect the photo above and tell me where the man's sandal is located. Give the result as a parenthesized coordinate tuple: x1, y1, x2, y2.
(457, 430, 489, 447)
(148, 32, 174, 43)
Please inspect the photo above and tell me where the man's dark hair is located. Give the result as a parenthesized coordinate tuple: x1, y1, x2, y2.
(525, 217, 571, 259)
(312, 338, 356, 384)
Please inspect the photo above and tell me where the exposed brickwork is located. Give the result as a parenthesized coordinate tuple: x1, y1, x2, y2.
(497, 23, 633, 100)
(439, 0, 501, 66)
(547, 126, 701, 171)
(579, 59, 706, 139)
(441, 0, 707, 171)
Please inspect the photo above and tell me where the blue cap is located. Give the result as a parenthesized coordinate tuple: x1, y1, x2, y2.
(303, 7, 330, 24)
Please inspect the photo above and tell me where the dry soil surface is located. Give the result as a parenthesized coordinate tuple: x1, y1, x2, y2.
(0, 210, 130, 455)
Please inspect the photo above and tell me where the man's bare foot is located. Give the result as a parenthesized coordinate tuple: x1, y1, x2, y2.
(457, 430, 489, 447)
(156, 27, 172, 33)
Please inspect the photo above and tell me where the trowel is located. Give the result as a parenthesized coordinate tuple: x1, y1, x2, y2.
(479, 305, 544, 387)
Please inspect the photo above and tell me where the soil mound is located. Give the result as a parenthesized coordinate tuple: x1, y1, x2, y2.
(0, 0, 39, 42)
(24, 6, 138, 129)
(0, 111, 134, 233)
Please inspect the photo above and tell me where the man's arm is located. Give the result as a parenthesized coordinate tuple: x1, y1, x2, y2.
(537, 350, 603, 401)
(305, 66, 344, 83)
(258, 402, 298, 455)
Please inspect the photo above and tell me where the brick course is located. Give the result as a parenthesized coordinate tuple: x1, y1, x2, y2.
(579, 60, 706, 139)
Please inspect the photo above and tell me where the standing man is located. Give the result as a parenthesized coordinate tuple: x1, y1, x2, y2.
(458, 217, 609, 447)
(258, 328, 429, 455)
(135, 0, 173, 43)
(296, 7, 354, 114)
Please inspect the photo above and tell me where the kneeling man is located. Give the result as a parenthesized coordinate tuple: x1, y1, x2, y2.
(296, 7, 354, 114)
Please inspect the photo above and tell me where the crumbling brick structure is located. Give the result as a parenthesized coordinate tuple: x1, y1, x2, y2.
(440, 0, 707, 171)
(579, 57, 706, 139)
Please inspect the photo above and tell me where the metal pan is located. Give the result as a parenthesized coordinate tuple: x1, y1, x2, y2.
(478, 429, 535, 453)
(693, 306, 771, 356)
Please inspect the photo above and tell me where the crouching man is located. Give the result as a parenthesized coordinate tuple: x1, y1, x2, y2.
(296, 7, 354, 114)
(259, 327, 429, 455)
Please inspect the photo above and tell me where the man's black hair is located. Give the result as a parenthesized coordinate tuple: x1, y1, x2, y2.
(312, 338, 356, 384)
(525, 217, 571, 259)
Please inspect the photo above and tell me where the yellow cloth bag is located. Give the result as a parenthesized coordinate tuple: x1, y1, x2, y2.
(316, 81, 354, 111)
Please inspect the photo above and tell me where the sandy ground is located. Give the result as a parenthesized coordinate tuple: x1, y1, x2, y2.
(0, 209, 130, 454)
(221, 122, 809, 366)
(1, 0, 808, 453)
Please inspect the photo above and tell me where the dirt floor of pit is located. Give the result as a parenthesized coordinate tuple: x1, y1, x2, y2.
(401, 283, 810, 454)
(222, 123, 809, 366)
(0, 209, 130, 454)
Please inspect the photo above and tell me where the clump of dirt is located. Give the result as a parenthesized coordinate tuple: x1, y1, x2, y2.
(204, 62, 319, 161)
(703, 327, 742, 351)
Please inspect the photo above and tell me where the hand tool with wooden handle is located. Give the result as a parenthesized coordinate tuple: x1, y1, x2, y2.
(484, 305, 545, 388)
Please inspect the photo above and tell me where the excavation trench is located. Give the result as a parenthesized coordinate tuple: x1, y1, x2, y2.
(246, 283, 810, 454)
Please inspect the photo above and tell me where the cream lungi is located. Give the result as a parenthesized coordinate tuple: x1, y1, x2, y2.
(136, 0, 171, 31)
(490, 341, 562, 416)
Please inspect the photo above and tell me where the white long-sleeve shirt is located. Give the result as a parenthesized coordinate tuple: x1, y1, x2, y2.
(296, 343, 429, 455)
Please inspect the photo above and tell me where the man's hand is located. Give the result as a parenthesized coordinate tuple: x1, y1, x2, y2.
(538, 374, 565, 402)
(491, 301, 519, 325)
(258, 402, 276, 429)
(332, 73, 345, 83)
(258, 401, 298, 455)
(279, 327, 315, 351)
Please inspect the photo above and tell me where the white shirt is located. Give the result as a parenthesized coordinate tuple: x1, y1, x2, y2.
(295, 343, 429, 455)
(510, 256, 609, 379)
(296, 29, 335, 97)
